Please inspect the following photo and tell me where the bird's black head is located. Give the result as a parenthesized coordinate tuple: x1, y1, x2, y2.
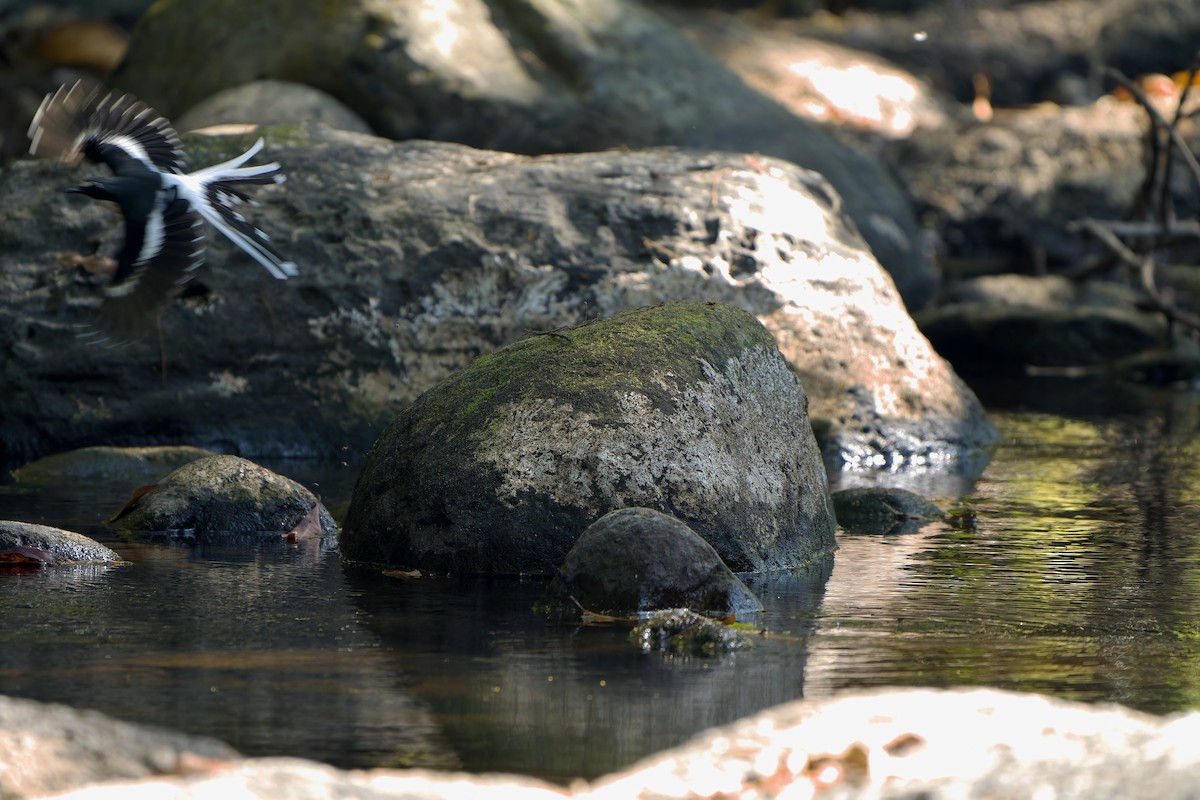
(67, 178, 119, 202)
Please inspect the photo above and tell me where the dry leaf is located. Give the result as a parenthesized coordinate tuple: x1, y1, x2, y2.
(0, 546, 58, 565)
(382, 569, 423, 578)
(104, 484, 157, 524)
(284, 504, 325, 542)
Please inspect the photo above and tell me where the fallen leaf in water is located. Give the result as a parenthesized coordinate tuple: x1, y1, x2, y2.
(284, 504, 325, 542)
(0, 546, 58, 565)
(105, 484, 157, 524)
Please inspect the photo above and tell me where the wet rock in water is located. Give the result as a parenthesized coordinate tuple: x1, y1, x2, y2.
(0, 520, 121, 565)
(11, 445, 215, 485)
(0, 693, 240, 800)
(541, 507, 763, 618)
(918, 274, 1168, 375)
(107, 455, 335, 538)
(112, 0, 934, 306)
(832, 486, 943, 535)
(632, 608, 758, 657)
(343, 302, 836, 575)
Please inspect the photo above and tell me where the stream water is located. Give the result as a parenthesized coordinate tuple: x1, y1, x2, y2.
(3, 386, 1200, 783)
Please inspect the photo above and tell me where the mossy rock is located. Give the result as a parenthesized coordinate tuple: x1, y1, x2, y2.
(11, 445, 215, 485)
(108, 455, 335, 538)
(343, 301, 836, 574)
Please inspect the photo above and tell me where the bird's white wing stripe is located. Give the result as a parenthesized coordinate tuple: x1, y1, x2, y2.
(103, 133, 153, 166)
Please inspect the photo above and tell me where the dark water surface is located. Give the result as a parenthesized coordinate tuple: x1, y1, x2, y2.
(4, 402, 1200, 782)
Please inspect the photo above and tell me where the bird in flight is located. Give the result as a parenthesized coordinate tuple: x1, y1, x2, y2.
(27, 80, 297, 342)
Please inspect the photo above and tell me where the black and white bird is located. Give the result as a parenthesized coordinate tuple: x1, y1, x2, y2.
(27, 80, 296, 341)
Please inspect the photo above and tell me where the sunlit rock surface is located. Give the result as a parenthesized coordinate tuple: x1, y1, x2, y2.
(111, 0, 934, 306)
(342, 302, 836, 574)
(1, 128, 990, 474)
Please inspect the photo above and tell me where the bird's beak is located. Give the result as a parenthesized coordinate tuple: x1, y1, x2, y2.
(66, 185, 86, 194)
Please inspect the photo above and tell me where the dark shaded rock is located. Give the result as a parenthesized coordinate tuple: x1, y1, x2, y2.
(111, 0, 935, 308)
(542, 507, 763, 618)
(831, 486, 942, 534)
(0, 694, 239, 800)
(342, 302, 836, 575)
(108, 455, 335, 537)
(1, 128, 987, 475)
(175, 80, 373, 134)
(919, 274, 1168, 373)
(631, 608, 758, 657)
(0, 520, 121, 564)
(889, 100, 1199, 273)
(11, 445, 214, 485)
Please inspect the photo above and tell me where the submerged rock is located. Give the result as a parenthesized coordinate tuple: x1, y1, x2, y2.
(11, 445, 215, 485)
(0, 520, 121, 565)
(541, 507, 763, 618)
(343, 302, 836, 575)
(831, 486, 943, 535)
(632, 608, 759, 657)
(107, 455, 335, 538)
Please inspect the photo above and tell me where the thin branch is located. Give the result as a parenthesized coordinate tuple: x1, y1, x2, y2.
(1070, 218, 1200, 332)
(1106, 67, 1200, 197)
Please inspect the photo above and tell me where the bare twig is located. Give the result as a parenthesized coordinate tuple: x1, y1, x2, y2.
(1070, 218, 1200, 331)
(1106, 67, 1200, 197)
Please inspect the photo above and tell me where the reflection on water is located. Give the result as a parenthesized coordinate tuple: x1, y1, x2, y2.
(4, 403, 1200, 781)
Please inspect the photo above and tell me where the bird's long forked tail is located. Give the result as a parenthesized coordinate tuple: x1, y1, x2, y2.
(167, 138, 298, 280)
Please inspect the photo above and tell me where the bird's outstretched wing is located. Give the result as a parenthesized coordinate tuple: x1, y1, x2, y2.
(168, 138, 298, 279)
(81, 194, 205, 345)
(27, 80, 187, 174)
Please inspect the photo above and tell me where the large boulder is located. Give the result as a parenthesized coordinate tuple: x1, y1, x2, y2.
(0, 127, 991, 475)
(111, 0, 935, 308)
(341, 302, 837, 575)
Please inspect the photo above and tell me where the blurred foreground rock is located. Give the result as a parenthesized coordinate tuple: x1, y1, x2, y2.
(9, 688, 1200, 800)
